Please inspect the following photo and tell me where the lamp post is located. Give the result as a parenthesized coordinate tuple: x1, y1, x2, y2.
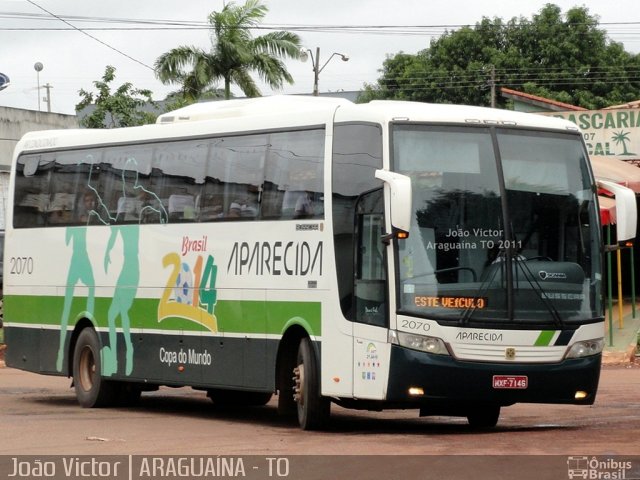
(0, 72, 9, 92)
(300, 47, 349, 96)
(34, 62, 43, 111)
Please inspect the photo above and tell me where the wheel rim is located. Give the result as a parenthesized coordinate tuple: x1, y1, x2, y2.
(294, 362, 305, 409)
(78, 345, 96, 392)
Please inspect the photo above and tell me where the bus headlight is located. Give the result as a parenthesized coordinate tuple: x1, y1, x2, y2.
(390, 331, 450, 356)
(565, 338, 605, 359)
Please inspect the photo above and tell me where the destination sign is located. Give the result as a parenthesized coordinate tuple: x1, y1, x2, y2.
(413, 295, 487, 309)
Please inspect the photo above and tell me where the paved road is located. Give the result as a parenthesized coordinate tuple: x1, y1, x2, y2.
(1, 361, 639, 456)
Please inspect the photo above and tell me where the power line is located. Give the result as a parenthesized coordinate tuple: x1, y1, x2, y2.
(6, 8, 640, 98)
(373, 76, 640, 92)
(377, 72, 640, 83)
(3, 10, 640, 36)
(22, 1, 154, 71)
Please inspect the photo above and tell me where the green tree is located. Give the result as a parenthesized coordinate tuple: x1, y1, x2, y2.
(155, 0, 302, 100)
(161, 88, 225, 114)
(76, 65, 157, 128)
(359, 4, 640, 108)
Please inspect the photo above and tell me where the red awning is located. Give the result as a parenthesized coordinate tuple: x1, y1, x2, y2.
(590, 156, 640, 193)
(599, 195, 616, 225)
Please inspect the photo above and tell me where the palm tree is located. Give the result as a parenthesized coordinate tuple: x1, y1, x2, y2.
(155, 0, 302, 100)
(611, 130, 636, 156)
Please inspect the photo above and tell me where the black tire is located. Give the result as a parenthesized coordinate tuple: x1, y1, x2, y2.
(467, 405, 501, 429)
(208, 389, 272, 407)
(72, 328, 116, 408)
(294, 337, 330, 430)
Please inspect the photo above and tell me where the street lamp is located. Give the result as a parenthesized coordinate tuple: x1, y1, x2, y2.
(300, 47, 349, 96)
(34, 62, 43, 111)
(0, 72, 10, 92)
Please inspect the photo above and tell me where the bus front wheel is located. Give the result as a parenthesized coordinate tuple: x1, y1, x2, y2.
(72, 328, 116, 408)
(293, 337, 330, 430)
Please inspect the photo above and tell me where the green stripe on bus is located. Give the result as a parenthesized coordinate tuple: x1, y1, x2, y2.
(3, 295, 321, 336)
(534, 330, 555, 346)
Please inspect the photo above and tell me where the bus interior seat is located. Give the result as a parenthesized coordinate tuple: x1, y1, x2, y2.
(116, 197, 142, 223)
(13, 193, 46, 227)
(168, 194, 196, 222)
(197, 194, 224, 221)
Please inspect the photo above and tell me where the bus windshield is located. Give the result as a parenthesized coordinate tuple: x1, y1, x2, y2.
(393, 124, 601, 326)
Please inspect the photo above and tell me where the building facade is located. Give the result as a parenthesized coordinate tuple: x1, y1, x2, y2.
(0, 107, 77, 229)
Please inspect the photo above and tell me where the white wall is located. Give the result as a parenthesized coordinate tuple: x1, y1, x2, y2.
(0, 106, 78, 170)
(0, 107, 78, 228)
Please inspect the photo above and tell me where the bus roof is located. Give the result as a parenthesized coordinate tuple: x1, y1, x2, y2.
(155, 95, 351, 124)
(14, 96, 580, 155)
(157, 96, 579, 132)
(361, 100, 579, 131)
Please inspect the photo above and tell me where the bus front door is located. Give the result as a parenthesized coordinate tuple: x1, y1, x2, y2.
(352, 189, 390, 400)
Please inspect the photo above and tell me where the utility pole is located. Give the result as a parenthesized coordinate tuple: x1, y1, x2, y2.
(43, 83, 52, 112)
(312, 46, 321, 97)
(489, 65, 496, 108)
(300, 47, 349, 97)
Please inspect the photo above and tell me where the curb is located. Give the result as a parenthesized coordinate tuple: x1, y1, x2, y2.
(602, 343, 638, 365)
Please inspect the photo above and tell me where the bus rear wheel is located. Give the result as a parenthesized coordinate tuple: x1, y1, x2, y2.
(72, 328, 116, 408)
(293, 337, 330, 430)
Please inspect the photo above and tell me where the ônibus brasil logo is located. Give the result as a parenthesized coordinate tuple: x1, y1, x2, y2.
(567, 456, 634, 479)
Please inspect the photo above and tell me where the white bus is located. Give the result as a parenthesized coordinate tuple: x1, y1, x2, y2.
(4, 96, 635, 429)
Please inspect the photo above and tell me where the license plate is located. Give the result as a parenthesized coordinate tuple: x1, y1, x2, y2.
(492, 375, 528, 389)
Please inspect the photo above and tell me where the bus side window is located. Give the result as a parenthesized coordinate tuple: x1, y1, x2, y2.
(168, 194, 196, 222)
(13, 198, 46, 227)
(75, 190, 99, 225)
(264, 129, 325, 221)
(259, 186, 283, 220)
(116, 197, 142, 223)
(197, 193, 224, 221)
(293, 191, 316, 219)
(14, 155, 52, 228)
(46, 193, 75, 225)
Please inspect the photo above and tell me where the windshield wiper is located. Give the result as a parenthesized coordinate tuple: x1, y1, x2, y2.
(459, 249, 506, 326)
(513, 257, 565, 328)
(460, 249, 565, 328)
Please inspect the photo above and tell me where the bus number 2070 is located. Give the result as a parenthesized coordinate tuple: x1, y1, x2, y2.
(400, 319, 431, 332)
(10, 256, 34, 275)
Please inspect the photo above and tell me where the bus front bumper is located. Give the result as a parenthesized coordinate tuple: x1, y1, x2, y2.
(386, 344, 601, 406)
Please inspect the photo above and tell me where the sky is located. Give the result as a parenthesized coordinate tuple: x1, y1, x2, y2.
(1, 0, 639, 115)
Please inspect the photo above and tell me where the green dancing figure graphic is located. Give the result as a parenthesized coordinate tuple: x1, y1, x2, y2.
(98, 157, 167, 376)
(56, 226, 96, 372)
(101, 224, 139, 376)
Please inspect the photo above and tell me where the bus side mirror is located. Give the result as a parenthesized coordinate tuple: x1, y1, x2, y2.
(375, 170, 412, 234)
(598, 180, 637, 242)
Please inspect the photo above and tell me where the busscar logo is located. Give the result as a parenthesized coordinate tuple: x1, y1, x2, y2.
(567, 456, 634, 479)
(296, 223, 321, 231)
(539, 270, 567, 281)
